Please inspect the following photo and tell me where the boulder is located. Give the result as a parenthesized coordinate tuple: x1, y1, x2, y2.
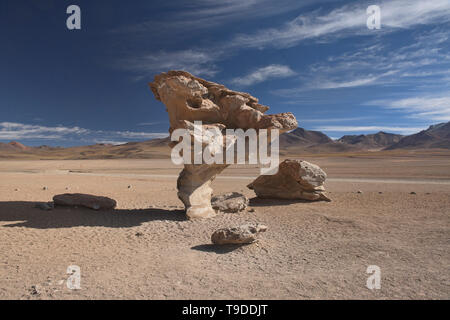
(53, 193, 117, 210)
(149, 71, 297, 219)
(211, 192, 249, 213)
(211, 224, 268, 245)
(247, 159, 331, 201)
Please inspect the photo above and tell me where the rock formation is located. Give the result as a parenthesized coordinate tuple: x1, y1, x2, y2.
(211, 224, 268, 245)
(53, 193, 117, 210)
(211, 192, 249, 213)
(247, 159, 331, 201)
(150, 71, 297, 219)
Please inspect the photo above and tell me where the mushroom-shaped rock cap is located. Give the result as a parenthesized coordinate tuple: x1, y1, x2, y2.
(149, 70, 297, 132)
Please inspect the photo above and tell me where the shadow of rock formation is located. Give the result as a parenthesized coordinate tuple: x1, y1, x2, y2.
(0, 201, 186, 229)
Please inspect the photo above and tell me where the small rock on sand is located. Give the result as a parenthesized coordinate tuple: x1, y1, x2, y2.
(211, 224, 268, 245)
(30, 285, 41, 296)
(211, 192, 249, 213)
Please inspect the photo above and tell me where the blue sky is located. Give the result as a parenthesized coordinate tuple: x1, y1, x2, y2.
(0, 0, 449, 146)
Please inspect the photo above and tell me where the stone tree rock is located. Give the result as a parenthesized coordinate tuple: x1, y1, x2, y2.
(247, 159, 331, 201)
(150, 71, 297, 219)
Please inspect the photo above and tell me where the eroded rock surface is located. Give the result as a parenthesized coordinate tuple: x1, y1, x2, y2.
(211, 224, 268, 245)
(211, 192, 249, 213)
(150, 71, 297, 219)
(150, 71, 297, 131)
(53, 193, 117, 210)
(247, 159, 331, 201)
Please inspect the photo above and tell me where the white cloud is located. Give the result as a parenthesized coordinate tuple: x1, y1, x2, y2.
(0, 122, 168, 144)
(230, 65, 296, 86)
(137, 122, 163, 126)
(317, 77, 378, 89)
(123, 49, 220, 80)
(230, 0, 450, 49)
(114, 131, 168, 139)
(300, 117, 373, 123)
(274, 70, 398, 95)
(366, 95, 450, 121)
(272, 25, 450, 96)
(120, 0, 450, 83)
(113, 0, 324, 35)
(0, 122, 88, 140)
(313, 125, 426, 135)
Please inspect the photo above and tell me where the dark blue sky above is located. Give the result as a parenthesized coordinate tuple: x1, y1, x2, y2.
(1, 0, 449, 146)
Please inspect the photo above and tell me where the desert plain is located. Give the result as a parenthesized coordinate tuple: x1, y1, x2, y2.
(0, 151, 449, 299)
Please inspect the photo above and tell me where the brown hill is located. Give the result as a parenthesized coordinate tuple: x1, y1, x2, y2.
(386, 122, 450, 150)
(338, 132, 403, 150)
(279, 128, 358, 153)
(0, 138, 171, 160)
(280, 127, 333, 146)
(0, 141, 30, 152)
(1, 122, 449, 159)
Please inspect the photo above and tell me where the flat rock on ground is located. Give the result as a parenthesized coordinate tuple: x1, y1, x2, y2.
(53, 193, 117, 210)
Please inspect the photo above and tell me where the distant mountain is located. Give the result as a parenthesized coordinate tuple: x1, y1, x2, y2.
(1, 122, 449, 159)
(0, 137, 171, 160)
(279, 127, 358, 153)
(280, 127, 333, 147)
(0, 141, 30, 152)
(338, 132, 403, 150)
(386, 121, 450, 150)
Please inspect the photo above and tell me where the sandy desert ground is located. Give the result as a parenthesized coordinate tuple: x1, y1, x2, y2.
(0, 153, 449, 299)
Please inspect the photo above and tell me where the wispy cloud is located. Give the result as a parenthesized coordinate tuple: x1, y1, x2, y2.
(366, 95, 450, 122)
(137, 122, 164, 126)
(300, 117, 373, 123)
(120, 0, 450, 83)
(313, 125, 426, 135)
(230, 64, 296, 86)
(113, 0, 325, 35)
(273, 25, 450, 96)
(122, 49, 220, 80)
(0, 122, 168, 145)
(303, 71, 397, 91)
(230, 0, 450, 49)
(0, 122, 88, 140)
